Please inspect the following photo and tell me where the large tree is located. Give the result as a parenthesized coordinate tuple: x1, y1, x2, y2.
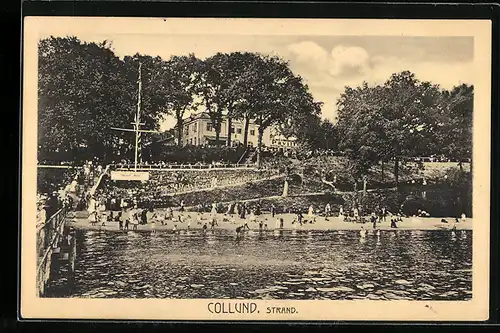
(164, 54, 201, 146)
(436, 83, 474, 171)
(38, 37, 135, 162)
(38, 37, 173, 163)
(336, 71, 443, 188)
(246, 55, 322, 167)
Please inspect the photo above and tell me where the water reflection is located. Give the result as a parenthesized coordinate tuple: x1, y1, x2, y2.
(45, 229, 472, 300)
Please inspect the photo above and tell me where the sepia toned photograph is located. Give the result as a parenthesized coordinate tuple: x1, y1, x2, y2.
(21, 17, 491, 321)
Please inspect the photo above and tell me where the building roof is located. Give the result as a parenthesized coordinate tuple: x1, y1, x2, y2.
(183, 111, 211, 123)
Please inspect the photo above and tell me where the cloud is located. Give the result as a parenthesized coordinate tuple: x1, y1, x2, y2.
(287, 41, 329, 65)
(329, 45, 370, 76)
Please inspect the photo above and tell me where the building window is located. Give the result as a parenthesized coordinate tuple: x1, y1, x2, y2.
(231, 127, 235, 134)
(193, 123, 197, 133)
(250, 129, 255, 136)
(194, 137, 197, 145)
(184, 125, 189, 135)
(237, 128, 242, 134)
(190, 138, 193, 145)
(206, 123, 213, 132)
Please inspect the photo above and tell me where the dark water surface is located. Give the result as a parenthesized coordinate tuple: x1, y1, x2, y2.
(46, 229, 472, 300)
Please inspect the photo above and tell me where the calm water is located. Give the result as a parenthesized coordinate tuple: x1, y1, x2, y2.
(46, 229, 472, 300)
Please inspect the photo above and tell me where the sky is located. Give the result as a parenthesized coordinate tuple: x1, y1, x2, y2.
(41, 33, 474, 131)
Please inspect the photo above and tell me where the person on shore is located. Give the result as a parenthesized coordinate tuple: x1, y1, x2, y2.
(202, 222, 208, 233)
(196, 213, 203, 225)
(390, 218, 398, 228)
(308, 205, 315, 221)
(243, 218, 250, 231)
(235, 225, 243, 237)
(338, 205, 344, 221)
(89, 210, 98, 226)
(123, 208, 130, 231)
(240, 203, 246, 219)
(325, 203, 331, 219)
(359, 226, 367, 238)
(210, 217, 218, 230)
(173, 224, 177, 233)
(166, 207, 173, 220)
(370, 212, 377, 229)
(249, 210, 257, 224)
(179, 200, 185, 212)
(461, 213, 467, 223)
(131, 210, 139, 231)
(381, 206, 387, 222)
(353, 207, 359, 223)
(259, 219, 263, 232)
(140, 209, 148, 225)
(39, 203, 48, 224)
(211, 202, 218, 217)
(279, 217, 284, 229)
(234, 203, 240, 217)
(150, 214, 156, 234)
(296, 211, 304, 226)
(271, 204, 276, 218)
(275, 216, 281, 229)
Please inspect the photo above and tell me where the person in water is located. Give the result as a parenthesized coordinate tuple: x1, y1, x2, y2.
(210, 217, 218, 230)
(235, 225, 243, 237)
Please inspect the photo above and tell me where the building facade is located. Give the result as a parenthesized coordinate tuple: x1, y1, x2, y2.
(176, 112, 298, 151)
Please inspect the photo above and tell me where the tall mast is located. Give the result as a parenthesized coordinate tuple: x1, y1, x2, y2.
(134, 62, 142, 171)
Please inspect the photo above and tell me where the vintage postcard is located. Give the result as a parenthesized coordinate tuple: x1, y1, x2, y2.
(21, 17, 492, 321)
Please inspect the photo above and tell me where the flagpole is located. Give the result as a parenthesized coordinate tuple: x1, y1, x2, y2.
(134, 62, 142, 172)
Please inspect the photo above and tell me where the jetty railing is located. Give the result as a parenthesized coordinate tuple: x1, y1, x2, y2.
(36, 206, 67, 296)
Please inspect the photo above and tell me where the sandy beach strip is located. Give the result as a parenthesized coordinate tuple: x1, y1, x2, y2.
(66, 211, 472, 232)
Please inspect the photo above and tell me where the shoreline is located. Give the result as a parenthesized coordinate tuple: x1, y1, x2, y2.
(67, 211, 473, 232)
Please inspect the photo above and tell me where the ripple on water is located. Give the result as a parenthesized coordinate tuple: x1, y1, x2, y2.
(50, 229, 472, 300)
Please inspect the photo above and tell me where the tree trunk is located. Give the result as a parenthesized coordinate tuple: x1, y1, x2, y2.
(176, 118, 183, 147)
(227, 116, 232, 147)
(215, 123, 221, 147)
(257, 126, 264, 169)
(394, 158, 399, 189)
(243, 115, 250, 148)
(381, 160, 385, 183)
